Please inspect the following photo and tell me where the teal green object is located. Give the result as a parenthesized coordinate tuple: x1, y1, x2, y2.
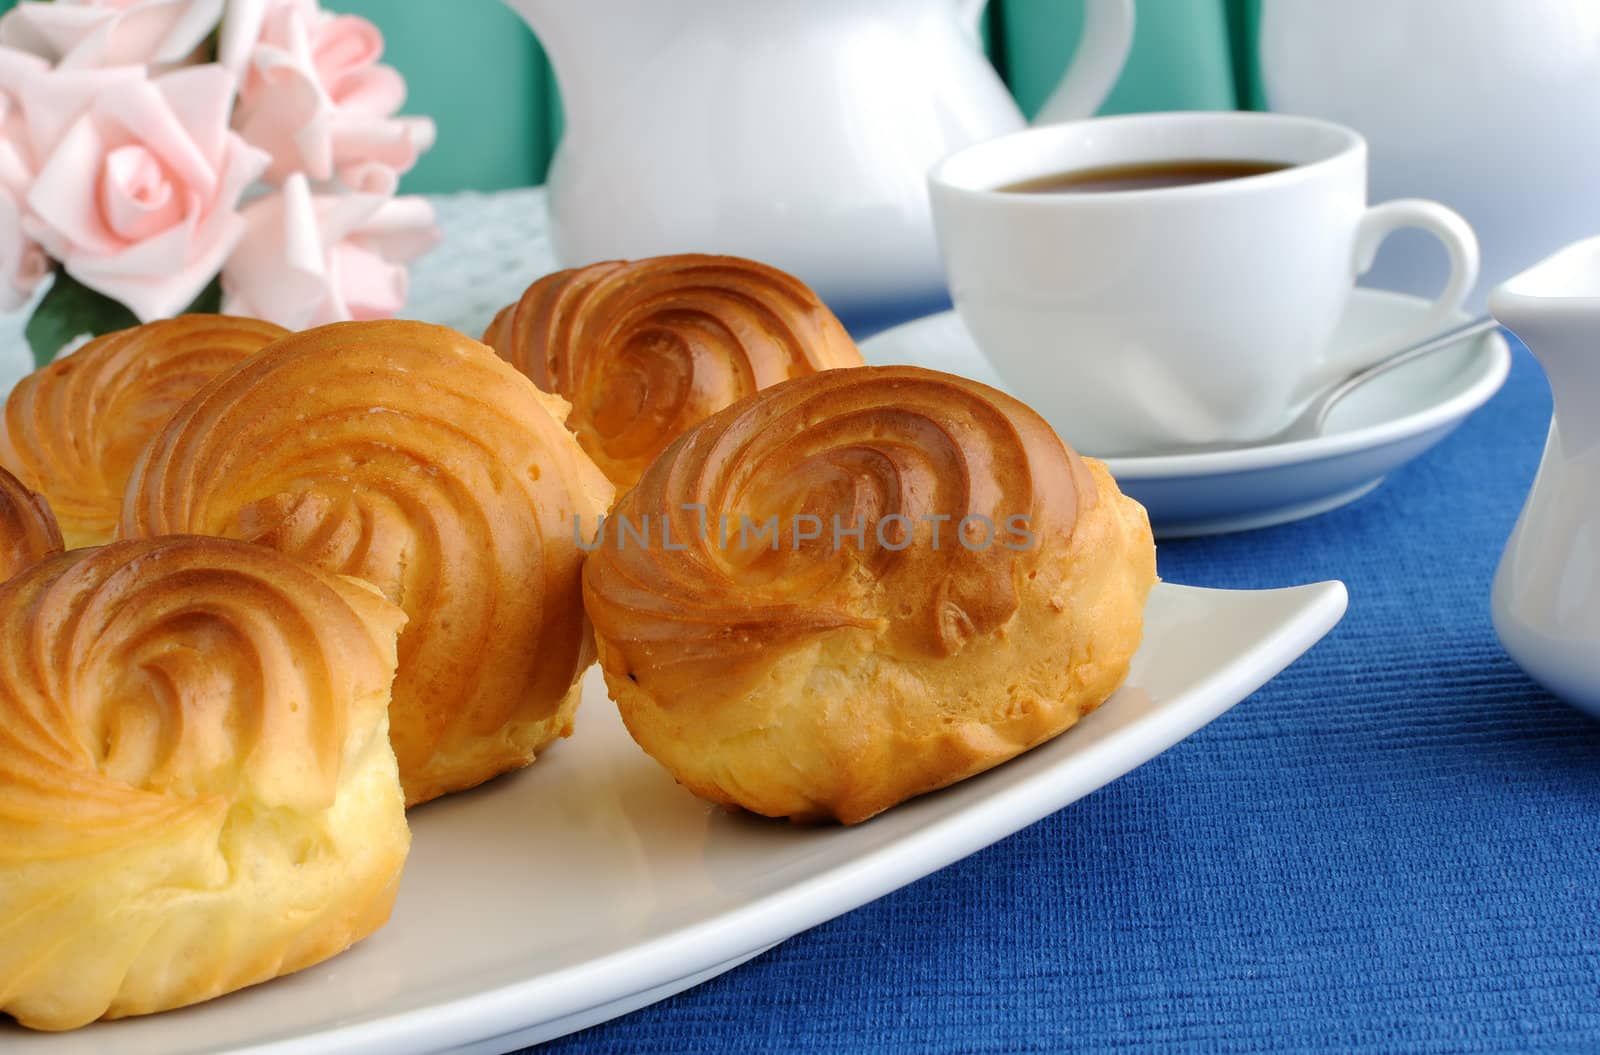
(997, 0, 1240, 117)
(1231, 0, 1268, 111)
(325, 0, 562, 192)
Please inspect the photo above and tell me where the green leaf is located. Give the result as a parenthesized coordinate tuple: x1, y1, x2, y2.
(22, 272, 228, 369)
(24, 271, 138, 369)
(184, 275, 224, 316)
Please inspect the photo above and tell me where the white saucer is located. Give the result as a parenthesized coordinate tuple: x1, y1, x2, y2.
(860, 288, 1511, 538)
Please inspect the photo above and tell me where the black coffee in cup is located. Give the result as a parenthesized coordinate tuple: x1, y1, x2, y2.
(998, 159, 1289, 194)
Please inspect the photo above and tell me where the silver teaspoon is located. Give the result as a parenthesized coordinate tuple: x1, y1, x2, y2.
(1148, 314, 1499, 456)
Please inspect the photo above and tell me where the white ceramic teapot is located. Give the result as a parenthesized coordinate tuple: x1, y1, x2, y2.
(1260, 0, 1600, 310)
(506, 0, 1135, 333)
(1489, 236, 1600, 718)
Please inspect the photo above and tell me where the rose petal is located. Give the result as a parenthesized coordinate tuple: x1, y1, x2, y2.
(0, 138, 31, 199)
(312, 14, 384, 90)
(189, 132, 267, 252)
(223, 172, 332, 327)
(350, 195, 438, 264)
(217, 0, 268, 72)
(97, 71, 221, 201)
(14, 242, 48, 297)
(27, 113, 120, 255)
(0, 3, 112, 63)
(143, 0, 223, 62)
(0, 46, 48, 97)
(328, 241, 405, 321)
(5, 0, 226, 70)
(79, 205, 194, 277)
(338, 159, 397, 196)
(0, 187, 43, 311)
(312, 185, 384, 243)
(222, 170, 429, 329)
(287, 98, 332, 179)
(100, 142, 182, 240)
(230, 0, 431, 189)
(154, 62, 236, 166)
(329, 111, 431, 177)
(59, 0, 223, 70)
(324, 56, 402, 115)
(235, 56, 330, 181)
(73, 203, 242, 320)
(58, 0, 145, 11)
(19, 65, 144, 165)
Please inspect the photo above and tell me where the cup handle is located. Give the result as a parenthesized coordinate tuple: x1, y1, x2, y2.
(1324, 198, 1480, 380)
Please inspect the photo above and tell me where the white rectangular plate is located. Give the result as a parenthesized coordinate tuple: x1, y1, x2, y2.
(5, 580, 1347, 1055)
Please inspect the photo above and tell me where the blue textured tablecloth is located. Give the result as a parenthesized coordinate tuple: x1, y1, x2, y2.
(534, 333, 1600, 1053)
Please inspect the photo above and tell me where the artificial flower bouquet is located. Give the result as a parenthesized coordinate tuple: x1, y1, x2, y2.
(0, 0, 440, 365)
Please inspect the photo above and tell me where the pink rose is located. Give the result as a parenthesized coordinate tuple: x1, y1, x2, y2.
(0, 48, 48, 197)
(224, 0, 433, 187)
(0, 190, 48, 311)
(0, 0, 221, 70)
(15, 65, 148, 170)
(0, 47, 49, 309)
(221, 171, 438, 329)
(24, 63, 269, 321)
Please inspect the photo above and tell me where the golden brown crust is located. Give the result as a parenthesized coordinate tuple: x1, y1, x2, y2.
(0, 315, 288, 548)
(483, 254, 865, 489)
(0, 465, 62, 581)
(583, 365, 1156, 824)
(0, 535, 408, 1031)
(120, 320, 615, 805)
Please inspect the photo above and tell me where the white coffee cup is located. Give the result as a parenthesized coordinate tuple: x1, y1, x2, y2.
(927, 111, 1479, 455)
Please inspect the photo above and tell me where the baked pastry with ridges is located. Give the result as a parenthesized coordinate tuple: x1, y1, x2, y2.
(0, 315, 288, 548)
(0, 465, 62, 581)
(583, 365, 1156, 824)
(0, 535, 408, 1031)
(483, 253, 865, 489)
(121, 320, 615, 805)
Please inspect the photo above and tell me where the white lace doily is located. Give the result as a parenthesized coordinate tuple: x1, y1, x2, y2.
(0, 186, 561, 394)
(404, 186, 559, 334)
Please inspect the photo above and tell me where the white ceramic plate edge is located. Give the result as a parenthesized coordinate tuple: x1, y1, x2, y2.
(226, 579, 1349, 1055)
(441, 945, 781, 1055)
